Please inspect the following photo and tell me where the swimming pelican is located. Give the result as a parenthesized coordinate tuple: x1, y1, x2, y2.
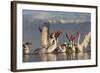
(81, 32, 91, 49)
(75, 32, 83, 52)
(39, 23, 49, 49)
(34, 22, 49, 54)
(65, 33, 75, 53)
(47, 31, 61, 53)
(69, 33, 76, 52)
(75, 32, 91, 52)
(33, 31, 61, 54)
(59, 43, 67, 53)
(23, 42, 31, 55)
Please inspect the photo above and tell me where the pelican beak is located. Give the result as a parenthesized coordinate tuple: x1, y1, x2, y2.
(55, 31, 62, 39)
(25, 42, 32, 45)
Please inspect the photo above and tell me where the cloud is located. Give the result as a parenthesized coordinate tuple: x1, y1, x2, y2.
(32, 12, 51, 20)
(23, 10, 91, 24)
(48, 19, 90, 24)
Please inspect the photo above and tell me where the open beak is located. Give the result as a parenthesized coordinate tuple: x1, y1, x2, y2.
(55, 31, 62, 39)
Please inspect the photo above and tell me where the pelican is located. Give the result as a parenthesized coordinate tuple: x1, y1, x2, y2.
(23, 42, 31, 55)
(75, 32, 91, 52)
(46, 31, 61, 53)
(69, 33, 76, 52)
(34, 22, 49, 54)
(33, 31, 61, 54)
(33, 33, 55, 54)
(81, 32, 91, 49)
(39, 22, 49, 49)
(59, 43, 67, 53)
(65, 33, 75, 53)
(46, 32, 57, 53)
(75, 32, 83, 52)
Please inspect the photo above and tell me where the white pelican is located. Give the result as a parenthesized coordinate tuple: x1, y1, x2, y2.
(56, 42, 67, 53)
(69, 33, 76, 52)
(76, 32, 91, 52)
(34, 22, 49, 54)
(47, 31, 62, 53)
(46, 32, 57, 53)
(65, 33, 76, 53)
(76, 32, 83, 52)
(33, 31, 61, 54)
(39, 22, 49, 49)
(81, 32, 91, 49)
(23, 42, 31, 55)
(33, 47, 46, 54)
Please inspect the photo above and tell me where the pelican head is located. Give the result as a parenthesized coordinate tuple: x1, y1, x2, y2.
(23, 42, 32, 55)
(54, 31, 62, 40)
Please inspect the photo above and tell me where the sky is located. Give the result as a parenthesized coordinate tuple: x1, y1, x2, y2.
(23, 10, 91, 52)
(23, 10, 90, 24)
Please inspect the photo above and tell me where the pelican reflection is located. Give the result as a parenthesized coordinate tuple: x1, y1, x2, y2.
(39, 53, 56, 61)
(23, 52, 90, 62)
(23, 55, 30, 62)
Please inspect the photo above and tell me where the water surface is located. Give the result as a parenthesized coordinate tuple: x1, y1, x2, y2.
(23, 51, 91, 62)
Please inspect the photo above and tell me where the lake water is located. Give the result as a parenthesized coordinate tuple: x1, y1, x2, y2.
(23, 50, 91, 62)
